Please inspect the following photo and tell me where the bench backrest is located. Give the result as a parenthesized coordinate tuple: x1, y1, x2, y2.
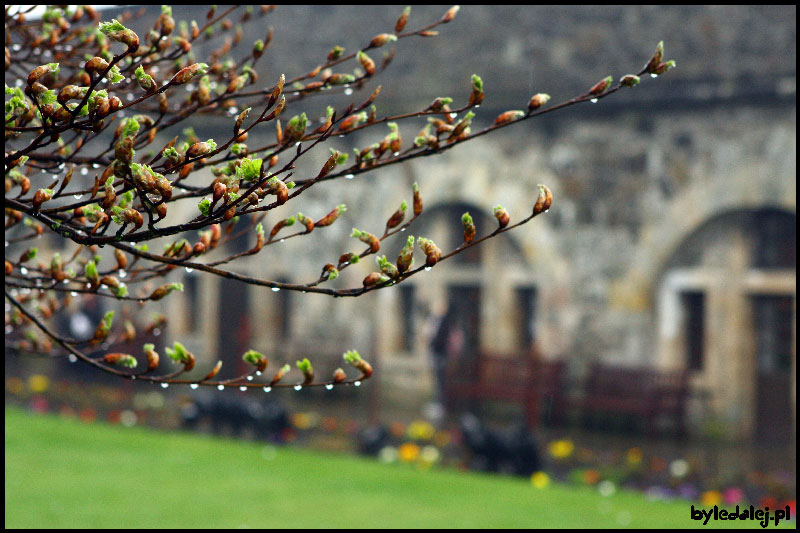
(585, 362, 688, 401)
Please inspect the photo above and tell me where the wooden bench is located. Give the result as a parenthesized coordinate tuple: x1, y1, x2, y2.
(580, 362, 689, 436)
(445, 352, 567, 427)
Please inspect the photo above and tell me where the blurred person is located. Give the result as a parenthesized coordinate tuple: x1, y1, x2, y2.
(427, 303, 465, 417)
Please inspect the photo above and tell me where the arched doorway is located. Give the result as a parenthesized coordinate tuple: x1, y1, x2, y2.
(656, 207, 796, 442)
(386, 200, 534, 410)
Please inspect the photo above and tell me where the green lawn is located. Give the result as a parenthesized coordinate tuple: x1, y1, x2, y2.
(4, 408, 790, 528)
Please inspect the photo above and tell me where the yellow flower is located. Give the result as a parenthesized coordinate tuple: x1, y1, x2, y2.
(407, 420, 435, 441)
(531, 471, 550, 489)
(701, 490, 723, 507)
(398, 442, 421, 463)
(547, 439, 575, 459)
(28, 374, 50, 393)
(290, 412, 311, 430)
(626, 447, 643, 465)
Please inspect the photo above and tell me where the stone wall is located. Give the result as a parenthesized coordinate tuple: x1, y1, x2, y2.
(103, 6, 798, 437)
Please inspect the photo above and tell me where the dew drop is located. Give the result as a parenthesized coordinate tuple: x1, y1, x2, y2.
(239, 386, 247, 391)
(62, 279, 70, 285)
(126, 93, 135, 101)
(161, 383, 169, 389)
(263, 386, 272, 392)
(217, 384, 225, 391)
(73, 194, 84, 200)
(130, 375, 136, 380)
(228, 106, 239, 115)
(650, 73, 658, 78)
(400, 227, 407, 232)
(70, 291, 78, 297)
(80, 167, 89, 176)
(271, 287, 280, 292)
(20, 267, 28, 275)
(344, 174, 355, 180)
(544, 209, 550, 213)
(424, 266, 432, 272)
(185, 267, 194, 274)
(190, 383, 199, 389)
(354, 380, 362, 387)
(118, 270, 127, 278)
(256, 371, 262, 376)
(294, 141, 301, 147)
(325, 384, 334, 390)
(590, 98, 598, 103)
(246, 375, 254, 381)
(279, 239, 285, 243)
(92, 163, 100, 169)
(474, 104, 481, 109)
(393, 151, 400, 157)
(152, 328, 161, 336)
(69, 354, 78, 363)
(294, 385, 302, 391)
(449, 112, 458, 119)
(344, 88, 353, 96)
(5, 325, 14, 334)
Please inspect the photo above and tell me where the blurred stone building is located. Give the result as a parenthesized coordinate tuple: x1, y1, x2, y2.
(98, 6, 796, 441)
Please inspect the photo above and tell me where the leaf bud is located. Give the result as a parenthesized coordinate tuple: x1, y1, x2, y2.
(343, 350, 372, 378)
(462, 212, 476, 243)
(395, 7, 411, 32)
(171, 63, 208, 85)
(351, 228, 380, 253)
(296, 212, 315, 234)
(143, 343, 159, 371)
(243, 349, 268, 372)
(315, 204, 346, 227)
(363, 272, 390, 288)
(418, 237, 442, 267)
(386, 201, 407, 229)
(468, 74, 484, 106)
(588, 75, 613, 96)
(528, 93, 551, 111)
(396, 235, 415, 273)
(645, 41, 664, 74)
(297, 358, 314, 385)
(369, 33, 397, 48)
(493, 205, 510, 228)
(269, 216, 295, 241)
(103, 353, 138, 368)
(98, 19, 139, 51)
(333, 368, 347, 384)
(357, 51, 376, 76)
(441, 5, 460, 23)
(494, 110, 525, 126)
(532, 184, 553, 216)
(620, 75, 640, 87)
(203, 361, 223, 380)
(150, 282, 184, 301)
(271, 363, 291, 385)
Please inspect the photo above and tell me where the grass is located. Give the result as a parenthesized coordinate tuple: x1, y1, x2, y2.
(5, 407, 791, 528)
